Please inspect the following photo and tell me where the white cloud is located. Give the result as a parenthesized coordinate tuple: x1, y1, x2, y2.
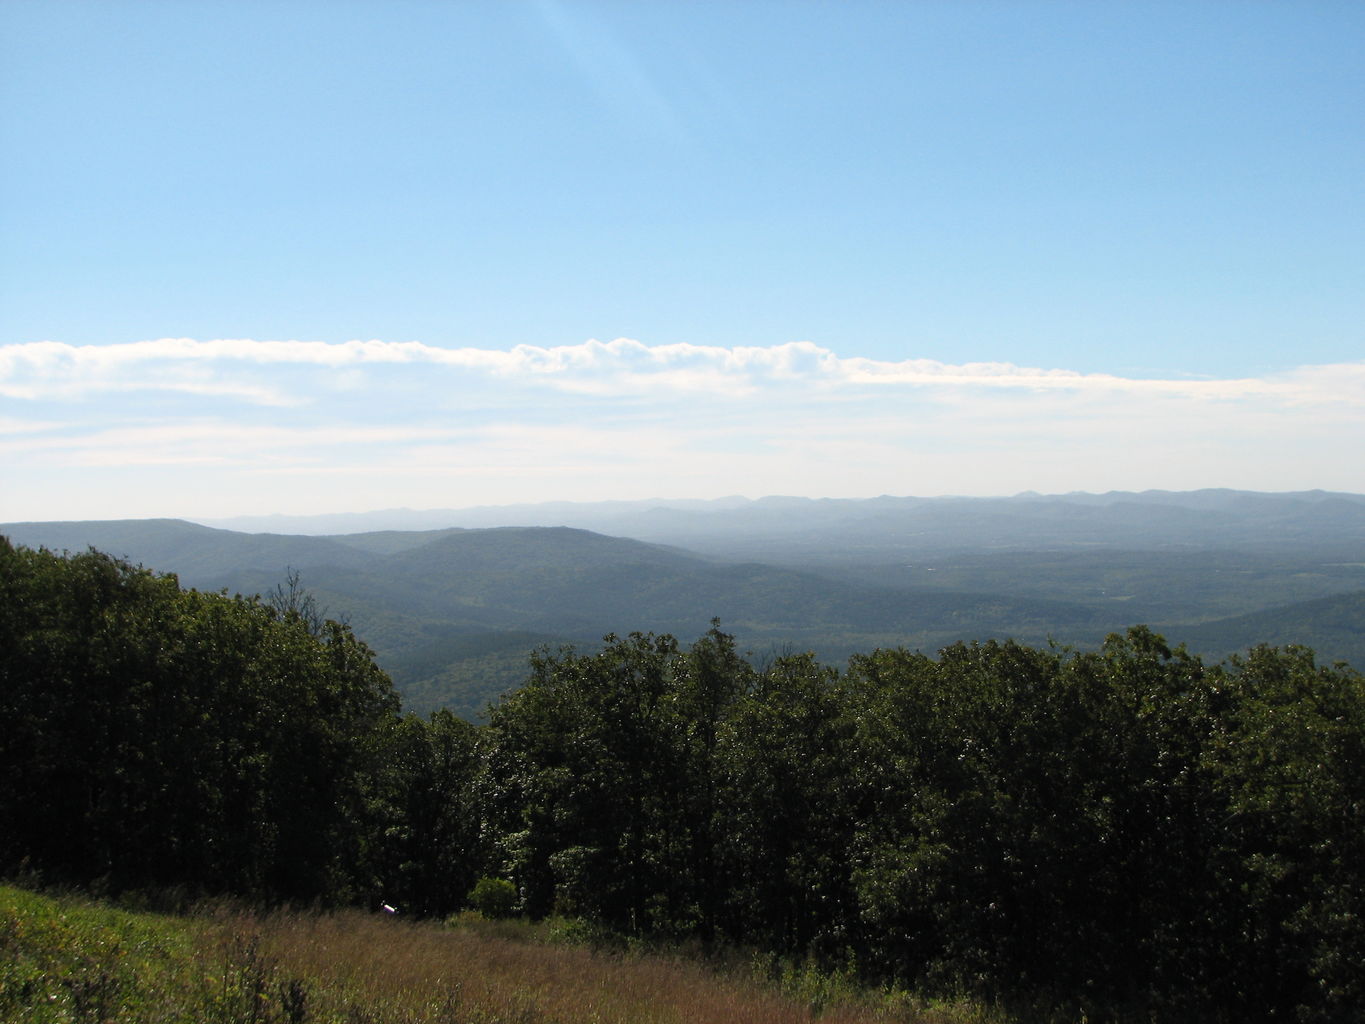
(2, 337, 1361, 520)
(5, 336, 1361, 404)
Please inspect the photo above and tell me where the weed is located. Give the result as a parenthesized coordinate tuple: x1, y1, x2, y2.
(2, 884, 1013, 1023)
(279, 976, 310, 1024)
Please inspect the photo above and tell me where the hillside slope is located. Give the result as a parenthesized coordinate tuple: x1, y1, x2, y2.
(2, 518, 1121, 716)
(7, 501, 1362, 718)
(1172, 589, 1365, 667)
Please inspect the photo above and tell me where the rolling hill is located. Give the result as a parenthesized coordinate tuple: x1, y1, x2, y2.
(1171, 589, 1365, 668)
(2, 517, 1120, 715)
(8, 490, 1363, 718)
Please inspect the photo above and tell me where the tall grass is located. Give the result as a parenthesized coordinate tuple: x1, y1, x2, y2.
(1, 886, 1000, 1024)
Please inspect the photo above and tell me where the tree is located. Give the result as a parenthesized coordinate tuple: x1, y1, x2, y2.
(368, 709, 489, 916)
(1207, 645, 1365, 1021)
(717, 651, 857, 956)
(0, 539, 401, 903)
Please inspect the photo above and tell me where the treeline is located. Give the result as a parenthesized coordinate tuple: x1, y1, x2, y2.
(0, 539, 399, 901)
(2, 539, 1362, 1022)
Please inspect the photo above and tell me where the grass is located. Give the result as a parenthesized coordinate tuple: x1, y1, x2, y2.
(0, 885, 1003, 1024)
(1, 884, 207, 1023)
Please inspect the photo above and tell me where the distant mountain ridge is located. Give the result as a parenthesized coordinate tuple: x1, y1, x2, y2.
(0, 517, 380, 584)
(1, 515, 1111, 638)
(6, 489, 1363, 719)
(196, 489, 1365, 561)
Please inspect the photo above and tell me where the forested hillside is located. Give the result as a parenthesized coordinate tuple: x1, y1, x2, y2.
(3, 538, 1362, 1022)
(7, 498, 1365, 719)
(0, 518, 1125, 717)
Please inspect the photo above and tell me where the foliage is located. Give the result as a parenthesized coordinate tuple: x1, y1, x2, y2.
(9, 515, 1365, 718)
(0, 885, 317, 1024)
(483, 624, 1364, 1022)
(0, 538, 400, 904)
(468, 877, 518, 919)
(368, 709, 491, 918)
(4, 536, 1364, 1021)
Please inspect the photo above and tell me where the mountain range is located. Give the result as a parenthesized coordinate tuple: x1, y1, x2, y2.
(6, 489, 1363, 718)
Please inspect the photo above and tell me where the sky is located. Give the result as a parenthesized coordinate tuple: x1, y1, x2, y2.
(2, 0, 1362, 522)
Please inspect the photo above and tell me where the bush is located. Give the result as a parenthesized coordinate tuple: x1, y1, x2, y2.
(467, 878, 517, 919)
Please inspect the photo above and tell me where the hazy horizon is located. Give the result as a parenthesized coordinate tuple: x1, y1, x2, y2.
(7, 486, 1365, 536)
(4, 2, 1362, 522)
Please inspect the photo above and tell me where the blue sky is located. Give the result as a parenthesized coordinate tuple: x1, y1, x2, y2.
(2, 1, 1362, 520)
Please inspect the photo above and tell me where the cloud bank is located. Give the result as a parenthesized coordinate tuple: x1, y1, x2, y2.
(3, 337, 1362, 520)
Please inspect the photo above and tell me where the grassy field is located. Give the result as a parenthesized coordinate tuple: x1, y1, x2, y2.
(0, 886, 998, 1024)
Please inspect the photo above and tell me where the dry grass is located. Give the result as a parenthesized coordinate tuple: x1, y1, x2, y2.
(241, 908, 988, 1024)
(3, 885, 1000, 1024)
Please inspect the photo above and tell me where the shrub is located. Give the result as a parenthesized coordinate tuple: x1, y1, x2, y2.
(467, 878, 517, 919)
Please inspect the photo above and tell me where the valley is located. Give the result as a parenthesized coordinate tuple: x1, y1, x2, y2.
(6, 489, 1363, 720)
